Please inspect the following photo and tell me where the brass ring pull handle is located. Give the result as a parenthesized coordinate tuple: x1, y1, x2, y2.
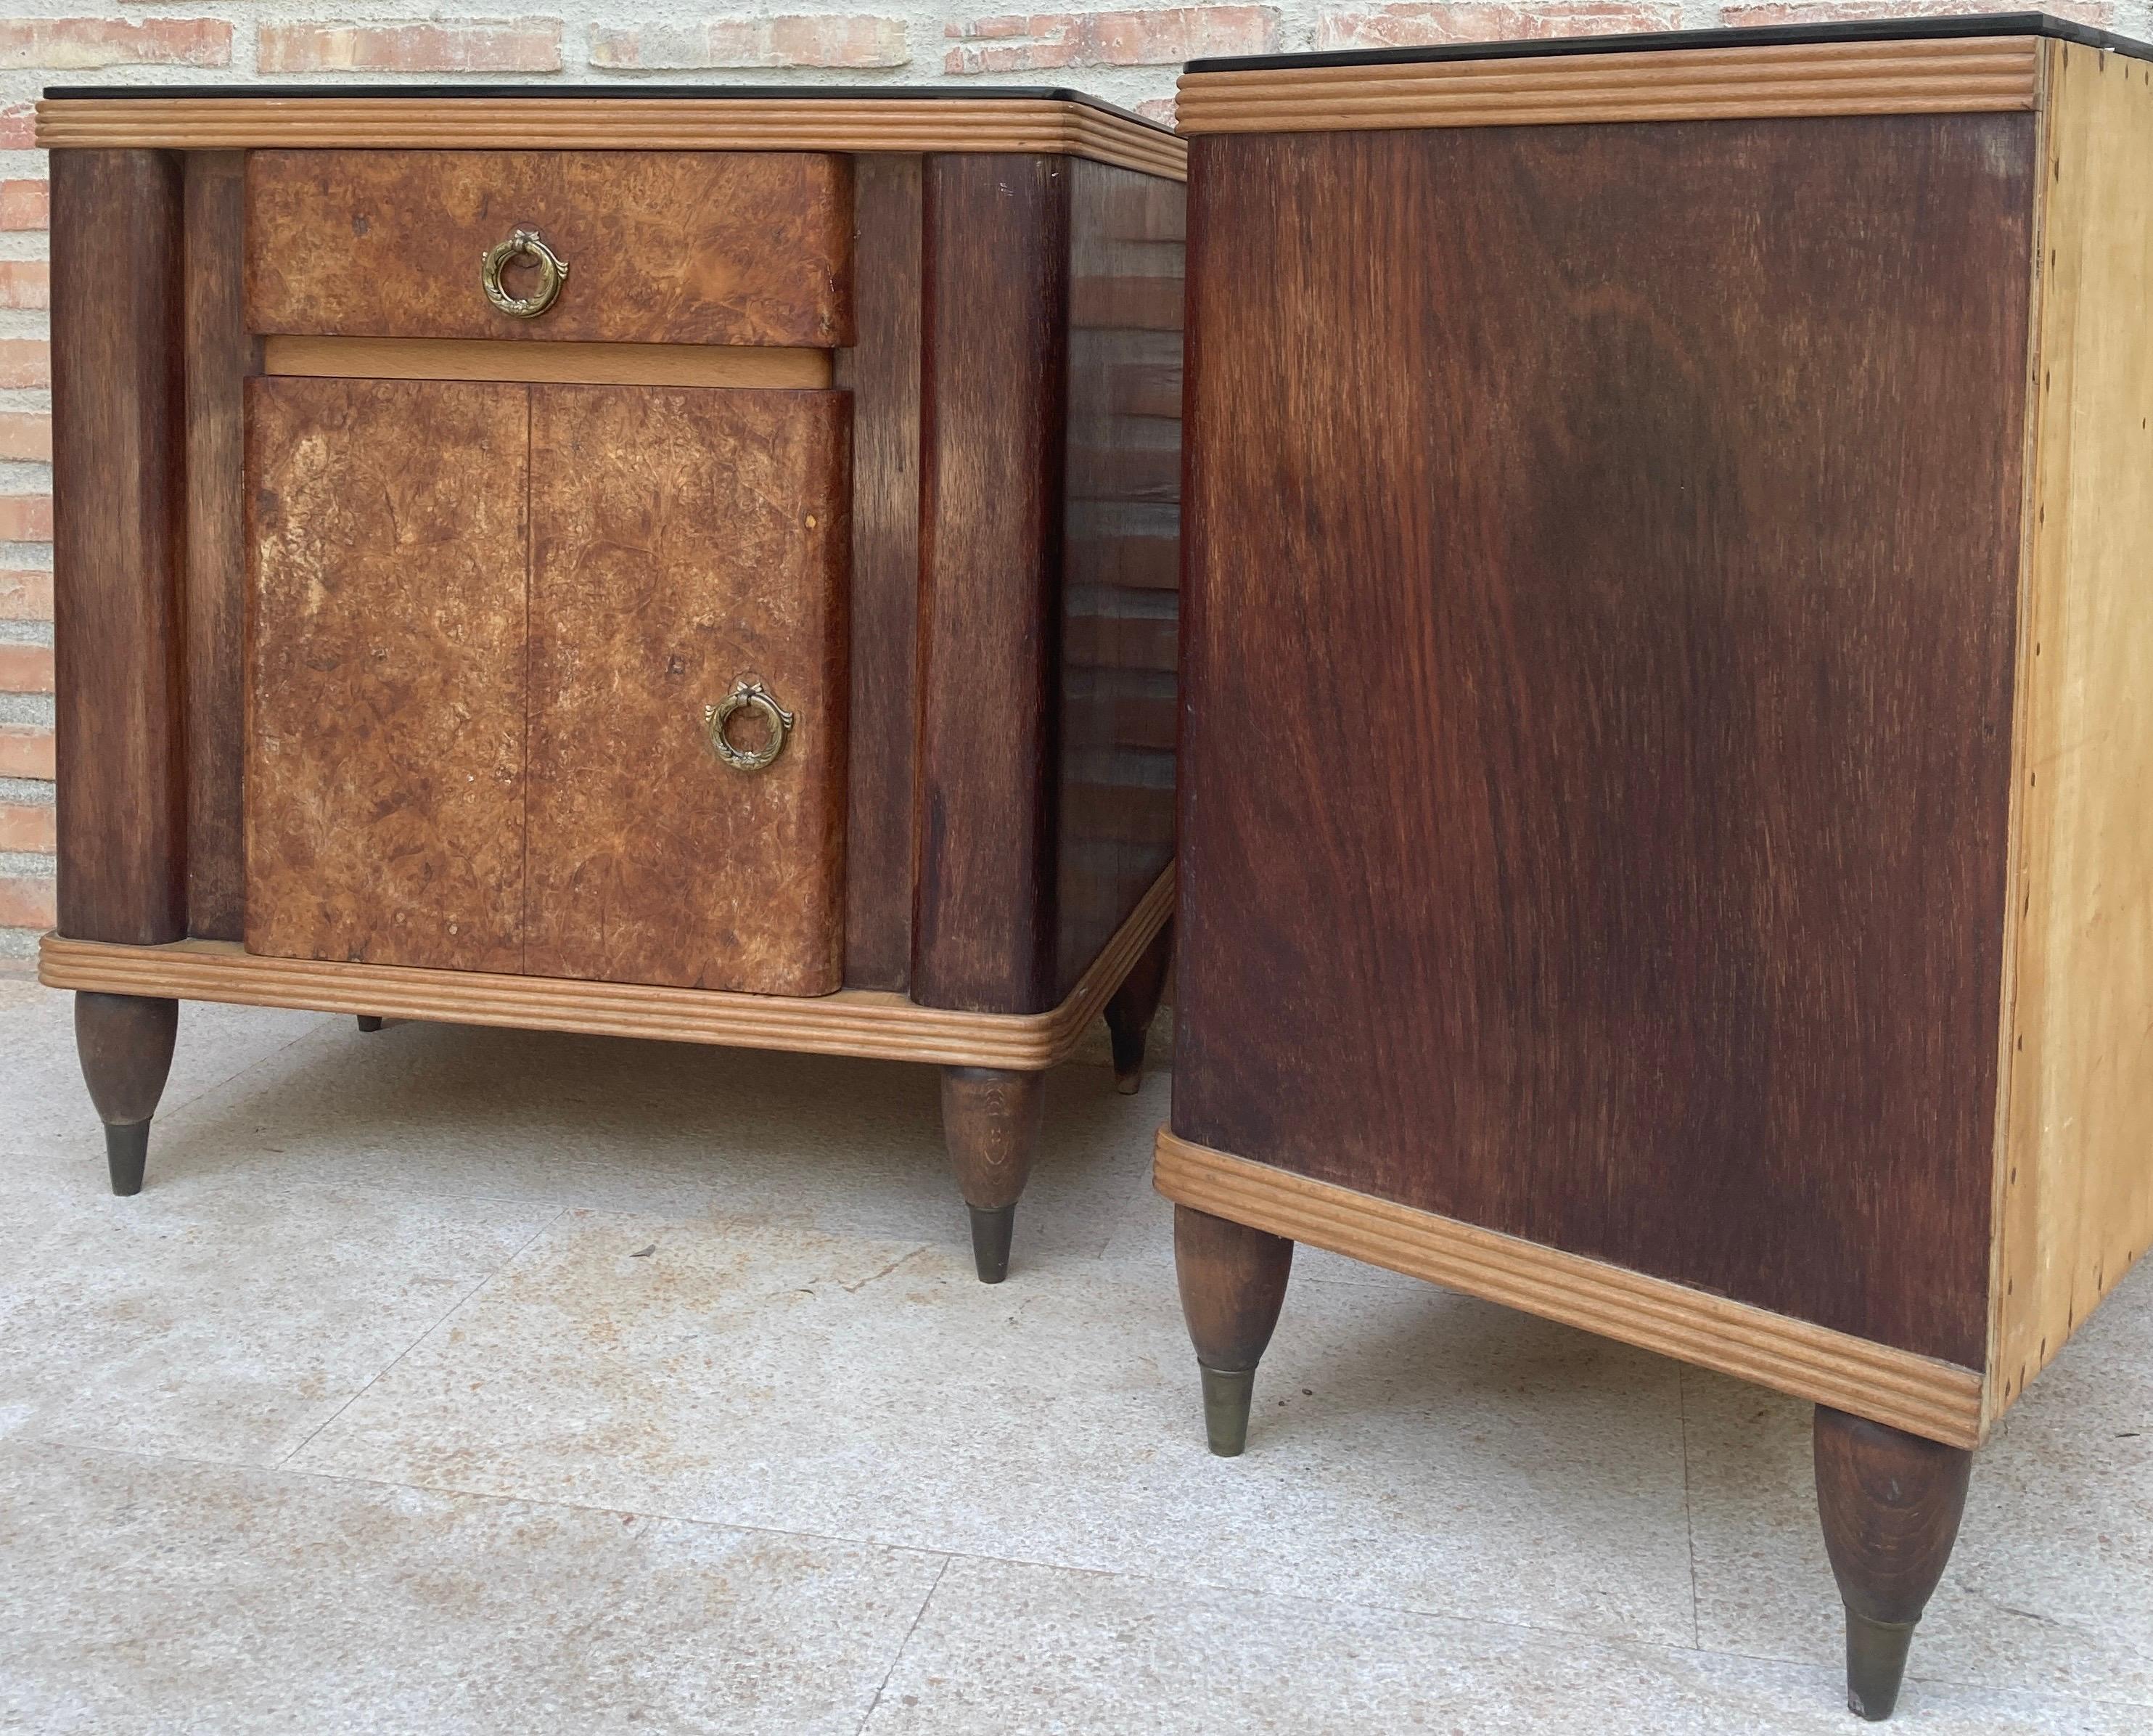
(704, 679, 794, 773)
(480, 227, 569, 319)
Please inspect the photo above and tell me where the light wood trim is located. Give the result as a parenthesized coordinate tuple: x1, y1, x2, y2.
(1155, 1130, 1986, 1447)
(38, 867, 1173, 1070)
(262, 335, 832, 390)
(1987, 40, 2153, 1431)
(35, 98, 1186, 182)
(1175, 37, 2040, 134)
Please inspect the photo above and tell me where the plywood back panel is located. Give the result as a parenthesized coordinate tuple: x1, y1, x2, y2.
(244, 376, 530, 972)
(1988, 41, 2153, 1423)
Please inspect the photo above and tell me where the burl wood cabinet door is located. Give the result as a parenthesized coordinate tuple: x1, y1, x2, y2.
(525, 386, 850, 995)
(245, 376, 530, 972)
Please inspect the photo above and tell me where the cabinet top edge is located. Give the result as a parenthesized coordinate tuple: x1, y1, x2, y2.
(1184, 12, 2144, 75)
(33, 89, 1185, 180)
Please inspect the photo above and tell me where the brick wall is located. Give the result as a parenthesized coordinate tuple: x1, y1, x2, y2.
(0, 0, 2135, 960)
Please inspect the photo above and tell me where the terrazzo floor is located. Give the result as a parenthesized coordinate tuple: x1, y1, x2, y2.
(0, 976, 2147, 1734)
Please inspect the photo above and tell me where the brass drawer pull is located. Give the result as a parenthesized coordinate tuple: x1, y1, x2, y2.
(480, 226, 568, 319)
(705, 679, 793, 773)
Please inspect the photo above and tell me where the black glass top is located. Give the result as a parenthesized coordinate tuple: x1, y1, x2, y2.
(1188, 12, 2149, 75)
(39, 81, 1170, 133)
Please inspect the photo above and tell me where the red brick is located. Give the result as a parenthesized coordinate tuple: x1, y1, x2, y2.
(1136, 96, 1178, 126)
(259, 19, 562, 75)
(0, 726, 53, 780)
(0, 414, 49, 463)
(0, 179, 47, 232)
(0, 642, 52, 695)
(1317, 1, 1678, 49)
(0, 875, 56, 931)
(0, 801, 53, 853)
(591, 16, 909, 70)
(1723, 0, 2115, 25)
(944, 7, 1279, 73)
(0, 497, 52, 544)
(0, 107, 33, 150)
(0, 262, 47, 311)
(0, 342, 49, 390)
(0, 19, 232, 70)
(0, 569, 51, 621)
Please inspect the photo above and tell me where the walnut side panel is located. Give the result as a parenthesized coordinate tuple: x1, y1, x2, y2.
(1175, 117, 2032, 1367)
(525, 385, 849, 996)
(50, 149, 189, 947)
(913, 153, 1071, 1015)
(183, 150, 250, 941)
(1054, 157, 1184, 996)
(836, 155, 924, 993)
(244, 377, 530, 973)
(245, 150, 852, 348)
(1155, 1130, 1985, 1448)
(1990, 42, 2153, 1422)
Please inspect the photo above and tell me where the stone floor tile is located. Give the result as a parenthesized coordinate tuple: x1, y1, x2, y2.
(861, 1555, 2150, 1736)
(294, 1205, 1697, 1647)
(0, 1438, 940, 1735)
(0, 1166, 555, 1465)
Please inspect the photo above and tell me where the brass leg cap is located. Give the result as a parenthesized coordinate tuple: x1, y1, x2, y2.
(356, 1015, 384, 1033)
(1845, 1614, 1918, 1721)
(967, 1204, 1015, 1285)
(104, 1121, 150, 1197)
(1199, 1364, 1257, 1457)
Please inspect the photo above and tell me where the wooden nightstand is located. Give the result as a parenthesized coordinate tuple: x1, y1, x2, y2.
(1162, 14, 2153, 1717)
(38, 86, 1185, 1282)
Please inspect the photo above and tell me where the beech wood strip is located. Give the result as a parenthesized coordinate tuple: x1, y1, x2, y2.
(35, 99, 1186, 181)
(1153, 1131, 1987, 1447)
(1176, 37, 2038, 133)
(39, 866, 1173, 1070)
(262, 335, 832, 389)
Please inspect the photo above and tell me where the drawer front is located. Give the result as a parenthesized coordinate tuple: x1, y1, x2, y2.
(245, 375, 531, 973)
(245, 150, 852, 346)
(525, 385, 850, 996)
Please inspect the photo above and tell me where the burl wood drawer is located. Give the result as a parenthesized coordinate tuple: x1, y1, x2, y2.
(244, 150, 852, 345)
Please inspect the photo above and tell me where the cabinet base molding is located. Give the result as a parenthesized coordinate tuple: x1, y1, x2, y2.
(1152, 1129, 1985, 1448)
(38, 869, 1173, 1073)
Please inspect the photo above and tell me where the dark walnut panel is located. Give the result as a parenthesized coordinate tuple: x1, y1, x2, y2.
(245, 376, 530, 973)
(525, 385, 849, 996)
(245, 150, 853, 347)
(1175, 115, 2033, 1367)
(1055, 156, 1184, 998)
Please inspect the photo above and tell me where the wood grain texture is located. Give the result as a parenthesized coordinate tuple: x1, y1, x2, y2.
(244, 376, 529, 973)
(39, 867, 1174, 1069)
(1175, 117, 2033, 1368)
(1054, 157, 1184, 999)
(50, 149, 189, 947)
(1174, 36, 2040, 134)
(912, 152, 1070, 1015)
(1156, 1130, 1986, 1446)
(36, 99, 1186, 182)
(263, 335, 832, 389)
(524, 385, 849, 996)
(245, 150, 852, 347)
(182, 151, 250, 942)
(1988, 41, 2153, 1424)
(834, 155, 923, 992)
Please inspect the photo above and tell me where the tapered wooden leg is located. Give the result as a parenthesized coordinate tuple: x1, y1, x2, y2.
(74, 991, 179, 1196)
(941, 1067, 1045, 1283)
(1104, 918, 1173, 1094)
(1814, 1406, 1974, 1721)
(356, 1015, 383, 1033)
(1176, 1203, 1294, 1457)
